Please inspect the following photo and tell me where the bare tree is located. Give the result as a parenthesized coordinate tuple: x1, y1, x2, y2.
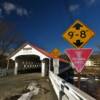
(0, 20, 26, 55)
(0, 20, 26, 69)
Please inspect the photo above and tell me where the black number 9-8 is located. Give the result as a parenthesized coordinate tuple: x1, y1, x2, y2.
(80, 30, 86, 38)
(68, 32, 74, 39)
(68, 30, 86, 39)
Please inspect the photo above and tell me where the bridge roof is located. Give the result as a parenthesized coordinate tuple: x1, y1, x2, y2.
(8, 43, 68, 63)
(31, 44, 68, 62)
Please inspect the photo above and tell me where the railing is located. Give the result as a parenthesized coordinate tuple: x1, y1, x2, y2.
(49, 71, 96, 100)
(0, 68, 7, 77)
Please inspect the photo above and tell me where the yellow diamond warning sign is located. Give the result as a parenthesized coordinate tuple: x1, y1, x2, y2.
(50, 48, 61, 58)
(63, 20, 95, 48)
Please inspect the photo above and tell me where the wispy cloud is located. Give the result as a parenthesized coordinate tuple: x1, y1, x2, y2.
(3, 2, 16, 14)
(2, 2, 29, 16)
(84, 0, 96, 6)
(68, 0, 96, 13)
(69, 4, 80, 12)
(0, 8, 3, 18)
(16, 8, 28, 16)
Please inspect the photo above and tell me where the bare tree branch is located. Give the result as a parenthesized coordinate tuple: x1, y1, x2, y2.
(0, 20, 26, 55)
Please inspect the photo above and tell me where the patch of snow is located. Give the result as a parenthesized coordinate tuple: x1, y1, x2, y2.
(27, 81, 38, 91)
(18, 92, 33, 100)
(18, 81, 40, 100)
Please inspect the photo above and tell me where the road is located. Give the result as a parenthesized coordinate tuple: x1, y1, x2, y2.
(0, 73, 57, 100)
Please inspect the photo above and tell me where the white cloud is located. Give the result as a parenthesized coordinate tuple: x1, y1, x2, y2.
(85, 0, 96, 6)
(2, 2, 29, 16)
(69, 4, 80, 12)
(3, 2, 16, 14)
(16, 8, 28, 16)
(89, 0, 95, 5)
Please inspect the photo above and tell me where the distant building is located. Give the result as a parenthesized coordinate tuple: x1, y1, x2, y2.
(82, 54, 100, 76)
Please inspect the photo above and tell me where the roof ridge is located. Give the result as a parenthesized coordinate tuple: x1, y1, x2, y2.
(7, 42, 68, 63)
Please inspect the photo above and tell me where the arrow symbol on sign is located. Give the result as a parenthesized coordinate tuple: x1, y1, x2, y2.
(73, 40, 83, 47)
(73, 23, 83, 30)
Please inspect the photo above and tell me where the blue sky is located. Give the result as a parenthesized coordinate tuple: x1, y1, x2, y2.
(0, 0, 100, 53)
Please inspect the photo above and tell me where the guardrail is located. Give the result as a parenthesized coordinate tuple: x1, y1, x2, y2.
(49, 71, 96, 100)
(0, 68, 7, 77)
(0, 68, 14, 77)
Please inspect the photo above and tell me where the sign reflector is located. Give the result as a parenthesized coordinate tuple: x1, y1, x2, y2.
(65, 48, 93, 73)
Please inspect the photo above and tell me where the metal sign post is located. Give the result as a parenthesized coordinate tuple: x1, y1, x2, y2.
(78, 73, 81, 88)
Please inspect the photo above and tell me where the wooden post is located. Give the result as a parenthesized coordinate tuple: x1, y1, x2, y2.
(41, 60, 45, 77)
(7, 60, 9, 70)
(14, 61, 18, 75)
(77, 73, 81, 89)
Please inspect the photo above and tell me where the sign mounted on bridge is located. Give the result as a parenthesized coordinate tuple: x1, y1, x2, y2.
(65, 48, 93, 73)
(63, 20, 95, 48)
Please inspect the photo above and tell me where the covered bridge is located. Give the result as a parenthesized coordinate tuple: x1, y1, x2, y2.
(7, 43, 68, 76)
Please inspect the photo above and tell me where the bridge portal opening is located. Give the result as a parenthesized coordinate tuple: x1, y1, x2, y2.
(15, 55, 41, 74)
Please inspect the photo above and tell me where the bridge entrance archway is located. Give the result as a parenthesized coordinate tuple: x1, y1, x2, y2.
(15, 55, 41, 74)
(7, 43, 50, 76)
